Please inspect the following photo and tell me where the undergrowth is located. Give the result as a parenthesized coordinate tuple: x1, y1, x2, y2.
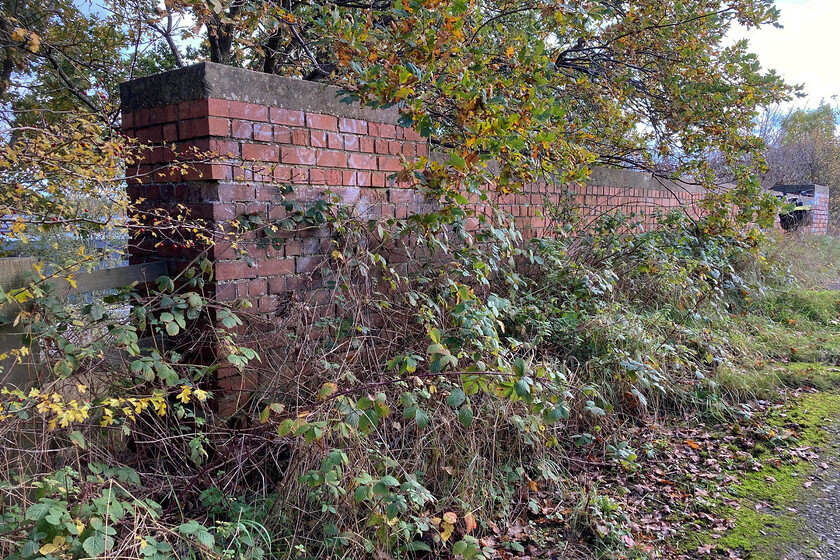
(3, 191, 840, 560)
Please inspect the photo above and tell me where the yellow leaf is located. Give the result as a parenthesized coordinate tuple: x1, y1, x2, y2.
(440, 521, 454, 542)
(11, 27, 26, 42)
(443, 511, 457, 524)
(40, 536, 66, 555)
(27, 33, 40, 53)
(177, 386, 192, 403)
(318, 382, 338, 399)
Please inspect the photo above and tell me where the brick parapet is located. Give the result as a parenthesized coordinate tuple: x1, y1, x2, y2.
(121, 63, 807, 412)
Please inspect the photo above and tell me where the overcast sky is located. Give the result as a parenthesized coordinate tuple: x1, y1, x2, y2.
(733, 0, 840, 110)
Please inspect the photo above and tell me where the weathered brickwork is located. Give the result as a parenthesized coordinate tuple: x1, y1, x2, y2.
(121, 64, 711, 314)
(119, 63, 795, 411)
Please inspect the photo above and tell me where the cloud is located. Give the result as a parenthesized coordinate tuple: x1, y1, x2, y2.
(733, 0, 840, 107)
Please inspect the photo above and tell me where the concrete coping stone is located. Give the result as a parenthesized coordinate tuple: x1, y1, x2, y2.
(120, 62, 401, 125)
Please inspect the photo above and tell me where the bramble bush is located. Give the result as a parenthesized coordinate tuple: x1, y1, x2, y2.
(1, 148, 789, 559)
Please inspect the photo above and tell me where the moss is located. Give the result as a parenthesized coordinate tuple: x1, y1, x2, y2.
(703, 392, 840, 558)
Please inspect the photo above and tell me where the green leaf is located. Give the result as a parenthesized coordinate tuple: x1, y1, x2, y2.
(69, 430, 86, 449)
(512, 357, 527, 377)
(83, 534, 114, 556)
(458, 405, 474, 427)
(25, 503, 50, 520)
(196, 530, 215, 548)
(405, 540, 433, 552)
(414, 408, 430, 429)
(446, 388, 466, 408)
(380, 475, 400, 487)
(278, 419, 295, 437)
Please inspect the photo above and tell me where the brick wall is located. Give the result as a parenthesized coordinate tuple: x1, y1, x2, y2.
(120, 64, 711, 300)
(117, 63, 761, 410)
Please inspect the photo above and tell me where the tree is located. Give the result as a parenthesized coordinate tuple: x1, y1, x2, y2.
(146, 0, 791, 231)
(761, 103, 840, 223)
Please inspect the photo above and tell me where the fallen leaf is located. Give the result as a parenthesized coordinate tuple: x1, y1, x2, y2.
(464, 512, 477, 534)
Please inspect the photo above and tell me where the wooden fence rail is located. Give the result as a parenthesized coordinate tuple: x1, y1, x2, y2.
(0, 258, 167, 389)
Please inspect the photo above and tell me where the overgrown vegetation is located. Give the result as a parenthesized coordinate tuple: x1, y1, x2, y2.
(5, 167, 840, 559)
(4, 0, 840, 558)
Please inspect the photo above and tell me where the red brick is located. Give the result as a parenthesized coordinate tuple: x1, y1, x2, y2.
(281, 147, 316, 165)
(154, 166, 182, 182)
(232, 120, 253, 139)
(359, 138, 374, 153)
(151, 146, 176, 164)
(258, 296, 278, 313)
(326, 169, 343, 186)
(253, 122, 273, 142)
(162, 123, 177, 142)
(214, 282, 239, 301)
(216, 260, 256, 281)
(149, 104, 178, 125)
(371, 172, 386, 188)
(136, 126, 163, 144)
(284, 240, 302, 256)
(242, 143, 279, 162)
(270, 107, 305, 126)
(134, 108, 150, 127)
(369, 122, 397, 138)
(258, 258, 296, 276)
(209, 139, 239, 157)
(248, 278, 268, 296)
(310, 130, 328, 148)
(309, 168, 326, 184)
(292, 129, 309, 146)
(403, 128, 424, 141)
(273, 166, 292, 182)
(229, 100, 268, 121)
(257, 184, 285, 201)
(179, 117, 230, 139)
(122, 112, 134, 128)
(218, 183, 256, 201)
(390, 188, 413, 204)
(306, 113, 338, 131)
(401, 143, 415, 157)
(292, 168, 309, 182)
(344, 135, 360, 151)
(274, 126, 292, 143)
(268, 276, 286, 294)
(379, 156, 402, 172)
(349, 153, 377, 170)
(316, 150, 348, 168)
(339, 118, 368, 134)
(327, 133, 343, 150)
(182, 163, 231, 181)
(355, 172, 372, 187)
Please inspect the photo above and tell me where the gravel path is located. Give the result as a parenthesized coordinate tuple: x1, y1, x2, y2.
(786, 423, 840, 560)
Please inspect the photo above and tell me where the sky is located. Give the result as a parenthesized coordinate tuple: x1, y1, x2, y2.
(733, 0, 840, 110)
